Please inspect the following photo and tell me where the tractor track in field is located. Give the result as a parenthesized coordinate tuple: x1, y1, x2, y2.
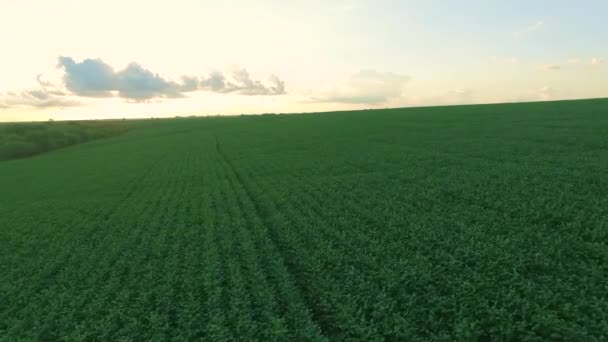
(214, 135, 333, 338)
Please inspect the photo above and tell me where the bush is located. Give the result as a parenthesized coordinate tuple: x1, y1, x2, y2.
(0, 121, 128, 161)
(0, 139, 39, 159)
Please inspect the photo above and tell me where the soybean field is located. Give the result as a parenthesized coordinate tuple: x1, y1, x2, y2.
(1, 98, 608, 340)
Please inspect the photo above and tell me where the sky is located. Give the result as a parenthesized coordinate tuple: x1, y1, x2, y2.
(0, 0, 607, 122)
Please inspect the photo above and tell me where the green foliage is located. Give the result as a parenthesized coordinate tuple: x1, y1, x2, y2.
(0, 98, 607, 340)
(0, 121, 128, 161)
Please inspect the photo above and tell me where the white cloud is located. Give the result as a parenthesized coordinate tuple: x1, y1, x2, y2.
(568, 58, 580, 64)
(0, 73, 80, 109)
(538, 86, 553, 101)
(1, 56, 288, 109)
(57, 57, 287, 101)
(0, 90, 81, 109)
(507, 86, 555, 102)
(308, 70, 409, 104)
(591, 57, 605, 66)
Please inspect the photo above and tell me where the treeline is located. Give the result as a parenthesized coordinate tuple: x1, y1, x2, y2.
(0, 120, 128, 161)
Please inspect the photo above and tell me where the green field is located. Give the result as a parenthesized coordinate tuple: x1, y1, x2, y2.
(1, 99, 607, 340)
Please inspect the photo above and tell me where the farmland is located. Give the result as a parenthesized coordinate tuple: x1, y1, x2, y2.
(1, 98, 607, 340)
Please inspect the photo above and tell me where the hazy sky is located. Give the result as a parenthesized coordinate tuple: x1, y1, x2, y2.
(1, 0, 607, 121)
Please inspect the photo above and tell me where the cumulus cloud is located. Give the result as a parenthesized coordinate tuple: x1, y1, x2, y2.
(57, 56, 286, 101)
(231, 69, 286, 95)
(198, 69, 286, 95)
(233, 69, 265, 94)
(309, 70, 409, 104)
(2, 56, 287, 109)
(58, 57, 117, 97)
(58, 57, 185, 100)
(268, 75, 287, 95)
(200, 71, 229, 92)
(116, 62, 183, 100)
(179, 76, 200, 92)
